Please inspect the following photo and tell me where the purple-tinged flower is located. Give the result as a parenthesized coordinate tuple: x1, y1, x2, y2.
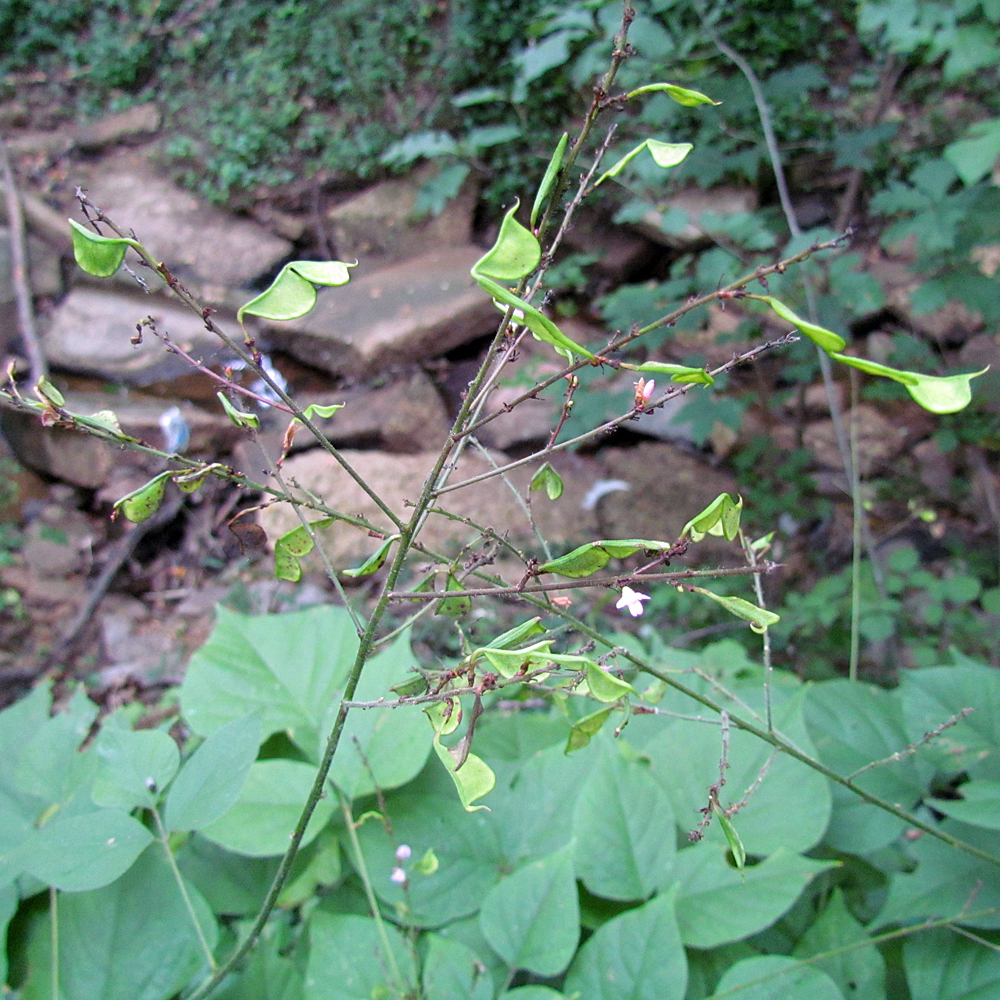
(395, 844, 412, 862)
(633, 378, 655, 409)
(616, 586, 650, 617)
(390, 867, 408, 885)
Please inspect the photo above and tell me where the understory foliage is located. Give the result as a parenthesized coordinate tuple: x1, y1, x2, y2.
(0, 2, 999, 1000)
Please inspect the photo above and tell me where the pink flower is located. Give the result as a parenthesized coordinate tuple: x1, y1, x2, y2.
(616, 586, 650, 617)
(395, 844, 412, 862)
(634, 378, 655, 409)
(390, 867, 408, 884)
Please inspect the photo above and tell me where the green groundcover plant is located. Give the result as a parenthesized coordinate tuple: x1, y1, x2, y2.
(0, 4, 997, 999)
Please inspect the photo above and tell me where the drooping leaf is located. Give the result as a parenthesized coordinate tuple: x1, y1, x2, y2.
(479, 843, 579, 977)
(217, 391, 260, 429)
(341, 534, 398, 578)
(690, 587, 780, 633)
(566, 706, 615, 753)
(482, 617, 547, 651)
(433, 734, 496, 811)
(715, 806, 747, 876)
(199, 758, 335, 856)
(563, 888, 687, 1000)
(163, 712, 261, 832)
(68, 218, 142, 277)
(537, 538, 673, 578)
(622, 361, 714, 385)
(238, 260, 353, 324)
(761, 296, 846, 352)
(681, 493, 743, 542)
(114, 471, 173, 523)
(594, 139, 692, 187)
(531, 133, 569, 228)
(829, 352, 986, 414)
(472, 200, 541, 282)
(584, 663, 636, 704)
(530, 462, 564, 500)
(626, 82, 720, 106)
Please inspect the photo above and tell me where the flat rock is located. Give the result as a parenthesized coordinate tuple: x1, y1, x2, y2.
(21, 504, 100, 578)
(627, 187, 757, 249)
(42, 287, 239, 384)
(960, 333, 1000, 412)
(803, 404, 907, 476)
(328, 163, 478, 264)
(477, 385, 559, 451)
(83, 165, 292, 287)
(262, 246, 499, 376)
(258, 448, 600, 574)
(0, 226, 63, 301)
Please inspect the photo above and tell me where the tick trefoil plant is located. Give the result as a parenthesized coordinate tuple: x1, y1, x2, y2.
(0, 5, 996, 999)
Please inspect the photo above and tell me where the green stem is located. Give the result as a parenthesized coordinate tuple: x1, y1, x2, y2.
(338, 793, 409, 997)
(153, 810, 217, 972)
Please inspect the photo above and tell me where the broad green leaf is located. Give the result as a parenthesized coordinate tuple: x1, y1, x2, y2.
(904, 926, 1000, 1000)
(530, 462, 564, 500)
(945, 117, 1000, 186)
(199, 758, 334, 856)
(793, 889, 886, 1000)
(690, 587, 780, 633)
(180, 606, 357, 752)
(68, 218, 142, 277)
(164, 712, 261, 832)
(0, 881, 14, 985)
(762, 297, 846, 352)
(304, 912, 416, 1000)
(538, 538, 673, 578)
(356, 791, 502, 926)
(531, 133, 569, 228)
(805, 679, 926, 853)
(643, 689, 830, 857)
(472, 711, 569, 762)
(829, 352, 986, 414)
(499, 990, 566, 1000)
(436, 573, 471, 618)
(931, 780, 1000, 829)
(19, 809, 153, 891)
(713, 955, 843, 1000)
(114, 471, 173, 523)
(91, 726, 180, 810)
(238, 260, 353, 324)
(479, 843, 579, 976)
(472, 200, 541, 282)
(217, 391, 260, 429)
(682, 493, 743, 542)
(627, 82, 720, 106)
(566, 706, 615, 752)
(475, 274, 596, 359)
(622, 360, 714, 385)
(674, 845, 836, 948)
(20, 846, 217, 1000)
(433, 734, 496, 811)
(278, 827, 341, 908)
(595, 139, 692, 187)
(422, 935, 494, 1000)
(874, 819, 1000, 930)
(176, 834, 278, 916)
(584, 663, 636, 704)
(341, 534, 398, 578)
(572, 745, 675, 900)
(212, 919, 303, 1000)
(564, 888, 686, 1000)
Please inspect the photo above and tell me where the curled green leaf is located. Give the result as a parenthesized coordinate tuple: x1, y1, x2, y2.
(35, 377, 65, 407)
(273, 517, 334, 581)
(432, 734, 495, 811)
(341, 535, 399, 578)
(594, 139, 693, 188)
(531, 132, 569, 228)
(584, 662, 636, 703)
(237, 260, 354, 324)
(217, 392, 260, 429)
(414, 847, 439, 875)
(300, 402, 345, 422)
(472, 199, 541, 282)
(537, 538, 673, 579)
(566, 705, 614, 753)
(530, 462, 564, 500)
(714, 804, 747, 876)
(114, 471, 173, 523)
(681, 493, 743, 542)
(621, 361, 714, 386)
(68, 219, 142, 278)
(482, 617, 546, 651)
(760, 296, 846, 352)
(690, 587, 780, 634)
(830, 352, 987, 414)
(626, 82, 721, 106)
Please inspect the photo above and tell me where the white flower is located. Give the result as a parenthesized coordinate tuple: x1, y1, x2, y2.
(395, 844, 412, 862)
(390, 867, 408, 884)
(616, 586, 651, 617)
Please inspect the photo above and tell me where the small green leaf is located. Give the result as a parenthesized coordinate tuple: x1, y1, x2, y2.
(35, 377, 65, 407)
(829, 352, 987, 414)
(537, 538, 673, 578)
(272, 518, 334, 581)
(341, 535, 399, 578)
(436, 574, 471, 618)
(690, 587, 780, 634)
(473, 200, 541, 281)
(114, 471, 173, 523)
(482, 617, 546, 651)
(584, 663, 636, 703)
(237, 260, 353, 324)
(530, 462, 564, 500)
(433, 734, 495, 811)
(217, 391, 260, 429)
(274, 548, 302, 582)
(681, 493, 743, 542)
(531, 133, 569, 228)
(621, 361, 715, 385)
(594, 139, 693, 188)
(761, 296, 846, 352)
(626, 82, 721, 106)
(68, 218, 142, 277)
(714, 805, 747, 876)
(481, 640, 556, 679)
(414, 847, 439, 875)
(301, 402, 345, 421)
(566, 706, 614, 753)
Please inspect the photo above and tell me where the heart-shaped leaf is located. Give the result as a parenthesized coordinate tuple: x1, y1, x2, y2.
(69, 219, 142, 277)
(472, 200, 541, 281)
